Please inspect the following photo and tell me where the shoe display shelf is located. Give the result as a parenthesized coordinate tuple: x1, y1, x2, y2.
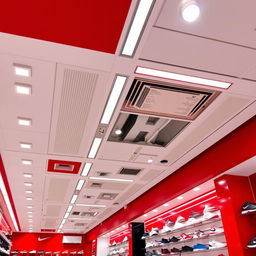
(108, 240, 129, 256)
(0, 232, 11, 256)
(145, 218, 228, 255)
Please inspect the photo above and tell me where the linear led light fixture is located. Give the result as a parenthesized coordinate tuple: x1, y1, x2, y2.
(76, 204, 107, 208)
(121, 0, 155, 56)
(89, 177, 133, 183)
(87, 138, 102, 159)
(0, 174, 19, 231)
(64, 212, 69, 219)
(15, 83, 32, 95)
(67, 205, 73, 213)
(100, 75, 127, 125)
(135, 66, 232, 89)
(76, 180, 85, 191)
(70, 194, 78, 204)
(81, 163, 92, 177)
(14, 64, 32, 77)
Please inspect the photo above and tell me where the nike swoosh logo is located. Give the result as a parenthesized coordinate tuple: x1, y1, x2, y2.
(38, 237, 50, 241)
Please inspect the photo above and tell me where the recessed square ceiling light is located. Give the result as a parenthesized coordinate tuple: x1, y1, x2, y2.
(81, 163, 92, 177)
(26, 197, 33, 201)
(24, 182, 33, 187)
(14, 64, 32, 77)
(25, 190, 33, 194)
(121, 0, 155, 56)
(70, 195, 78, 204)
(18, 118, 32, 126)
(135, 66, 232, 89)
(20, 143, 32, 149)
(100, 75, 127, 124)
(21, 159, 32, 165)
(76, 180, 85, 191)
(23, 173, 33, 178)
(15, 83, 32, 95)
(88, 138, 102, 159)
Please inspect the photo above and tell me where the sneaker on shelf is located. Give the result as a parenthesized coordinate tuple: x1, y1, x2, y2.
(153, 240, 162, 247)
(170, 247, 181, 254)
(181, 246, 193, 252)
(208, 226, 224, 236)
(141, 232, 150, 239)
(160, 238, 170, 244)
(122, 236, 128, 242)
(169, 236, 180, 243)
(209, 240, 227, 249)
(241, 202, 256, 215)
(161, 248, 170, 255)
(150, 227, 159, 236)
(119, 248, 125, 253)
(145, 252, 153, 256)
(145, 242, 153, 248)
(152, 250, 161, 255)
(173, 215, 186, 230)
(247, 237, 256, 248)
(186, 210, 203, 225)
(77, 251, 84, 255)
(112, 241, 116, 246)
(203, 205, 221, 221)
(166, 219, 175, 227)
(62, 251, 68, 254)
(29, 251, 37, 254)
(179, 233, 193, 241)
(193, 230, 209, 239)
(192, 243, 209, 251)
(161, 225, 172, 233)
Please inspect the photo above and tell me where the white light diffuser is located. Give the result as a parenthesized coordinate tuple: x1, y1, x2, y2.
(23, 173, 33, 178)
(18, 118, 32, 126)
(121, 0, 154, 56)
(81, 163, 92, 176)
(67, 205, 73, 213)
(100, 76, 127, 124)
(21, 159, 32, 165)
(76, 180, 85, 191)
(135, 66, 232, 89)
(14, 64, 32, 77)
(89, 177, 133, 182)
(64, 212, 69, 219)
(88, 138, 102, 159)
(182, 2, 200, 22)
(24, 182, 33, 187)
(15, 84, 32, 95)
(70, 194, 78, 204)
(20, 143, 32, 149)
(76, 204, 106, 208)
(0, 174, 19, 231)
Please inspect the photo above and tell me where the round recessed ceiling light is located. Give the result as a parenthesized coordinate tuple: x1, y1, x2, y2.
(115, 129, 122, 135)
(182, 1, 200, 22)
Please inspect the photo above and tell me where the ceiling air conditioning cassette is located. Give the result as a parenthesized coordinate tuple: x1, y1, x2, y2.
(122, 78, 220, 121)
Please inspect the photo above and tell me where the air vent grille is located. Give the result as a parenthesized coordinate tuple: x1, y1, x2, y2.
(74, 223, 86, 227)
(119, 168, 141, 175)
(122, 78, 220, 120)
(81, 212, 98, 217)
(97, 193, 118, 200)
(90, 183, 102, 188)
(72, 211, 80, 216)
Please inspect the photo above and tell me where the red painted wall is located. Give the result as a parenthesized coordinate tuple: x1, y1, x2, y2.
(0, 0, 132, 53)
(11, 233, 87, 252)
(84, 116, 256, 241)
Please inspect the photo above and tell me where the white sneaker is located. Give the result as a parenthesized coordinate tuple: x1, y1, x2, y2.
(29, 251, 36, 254)
(203, 205, 221, 221)
(160, 225, 172, 233)
(209, 240, 226, 249)
(149, 227, 159, 236)
(112, 240, 116, 246)
(122, 236, 128, 242)
(208, 226, 224, 236)
(173, 215, 186, 230)
(145, 242, 153, 248)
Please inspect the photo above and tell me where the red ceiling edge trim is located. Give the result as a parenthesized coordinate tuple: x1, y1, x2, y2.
(0, 155, 21, 231)
(84, 115, 256, 242)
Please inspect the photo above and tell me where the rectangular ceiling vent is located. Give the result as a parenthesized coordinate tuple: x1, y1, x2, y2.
(97, 172, 109, 177)
(54, 163, 74, 171)
(74, 223, 86, 227)
(122, 78, 220, 120)
(97, 193, 118, 200)
(81, 212, 98, 217)
(72, 211, 80, 216)
(108, 113, 190, 147)
(90, 183, 102, 188)
(119, 168, 141, 175)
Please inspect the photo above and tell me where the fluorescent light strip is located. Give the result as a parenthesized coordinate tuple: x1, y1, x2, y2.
(15, 83, 32, 95)
(70, 194, 78, 204)
(81, 163, 92, 177)
(100, 76, 127, 124)
(89, 177, 133, 182)
(88, 138, 102, 159)
(121, 0, 154, 56)
(76, 180, 85, 191)
(76, 204, 106, 208)
(145, 190, 216, 224)
(18, 118, 32, 126)
(67, 205, 73, 213)
(64, 212, 69, 219)
(135, 66, 232, 89)
(14, 64, 32, 77)
(0, 174, 19, 231)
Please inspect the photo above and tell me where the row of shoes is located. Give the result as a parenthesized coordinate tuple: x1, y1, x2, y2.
(108, 247, 128, 255)
(141, 205, 221, 239)
(109, 236, 128, 247)
(145, 226, 224, 248)
(145, 251, 225, 256)
(145, 240, 226, 255)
